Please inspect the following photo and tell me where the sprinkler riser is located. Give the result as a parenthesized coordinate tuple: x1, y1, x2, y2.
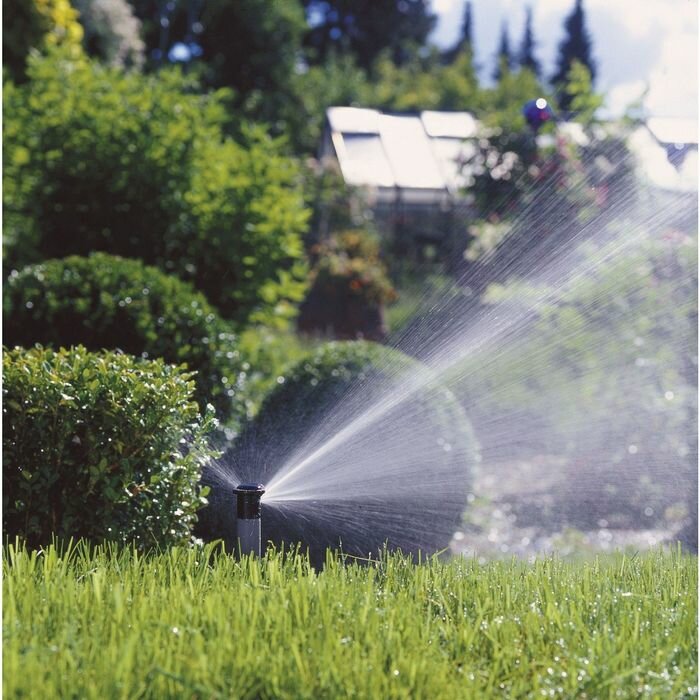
(236, 518, 262, 557)
(233, 483, 265, 557)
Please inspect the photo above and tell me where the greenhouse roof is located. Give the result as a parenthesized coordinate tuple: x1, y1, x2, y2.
(325, 107, 477, 198)
(324, 107, 698, 199)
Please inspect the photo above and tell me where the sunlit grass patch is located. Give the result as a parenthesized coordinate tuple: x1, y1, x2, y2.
(3, 542, 697, 699)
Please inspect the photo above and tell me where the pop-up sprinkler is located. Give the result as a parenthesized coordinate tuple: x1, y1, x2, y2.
(233, 483, 265, 557)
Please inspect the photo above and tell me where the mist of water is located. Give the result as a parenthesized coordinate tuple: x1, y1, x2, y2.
(203, 132, 697, 557)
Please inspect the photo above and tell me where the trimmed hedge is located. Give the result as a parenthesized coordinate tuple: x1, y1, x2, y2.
(3, 346, 217, 549)
(4, 253, 246, 422)
(197, 341, 479, 564)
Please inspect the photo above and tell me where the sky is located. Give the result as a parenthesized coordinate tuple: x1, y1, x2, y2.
(429, 0, 698, 118)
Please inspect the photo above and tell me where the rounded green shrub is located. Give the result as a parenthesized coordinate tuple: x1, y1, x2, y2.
(4, 253, 246, 422)
(3, 345, 218, 549)
(197, 341, 479, 564)
(3, 51, 309, 326)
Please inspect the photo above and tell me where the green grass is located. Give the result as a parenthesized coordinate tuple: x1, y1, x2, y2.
(4, 542, 697, 699)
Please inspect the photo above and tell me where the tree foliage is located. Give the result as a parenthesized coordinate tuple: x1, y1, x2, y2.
(442, 0, 473, 64)
(74, 0, 145, 68)
(518, 6, 540, 77)
(198, 0, 306, 122)
(3, 51, 309, 326)
(302, 0, 436, 72)
(551, 0, 596, 110)
(492, 21, 513, 82)
(564, 59, 604, 123)
(286, 52, 373, 154)
(370, 47, 480, 112)
(2, 0, 83, 81)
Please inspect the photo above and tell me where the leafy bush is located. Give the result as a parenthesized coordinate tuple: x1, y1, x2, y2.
(197, 340, 479, 564)
(4, 253, 247, 422)
(298, 230, 396, 340)
(3, 346, 218, 549)
(3, 51, 309, 326)
(234, 326, 318, 426)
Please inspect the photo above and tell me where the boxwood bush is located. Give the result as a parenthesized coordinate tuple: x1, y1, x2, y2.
(197, 341, 479, 564)
(3, 346, 217, 549)
(4, 253, 246, 422)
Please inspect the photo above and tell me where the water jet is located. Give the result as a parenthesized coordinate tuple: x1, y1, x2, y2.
(234, 483, 265, 557)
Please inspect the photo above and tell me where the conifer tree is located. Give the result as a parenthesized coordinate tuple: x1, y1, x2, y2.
(551, 0, 596, 110)
(443, 1, 473, 64)
(518, 6, 540, 77)
(492, 21, 512, 82)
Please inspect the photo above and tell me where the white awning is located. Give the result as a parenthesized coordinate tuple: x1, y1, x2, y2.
(378, 114, 446, 190)
(327, 106, 382, 134)
(332, 132, 395, 188)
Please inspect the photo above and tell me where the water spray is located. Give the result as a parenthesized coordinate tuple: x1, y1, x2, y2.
(233, 483, 265, 557)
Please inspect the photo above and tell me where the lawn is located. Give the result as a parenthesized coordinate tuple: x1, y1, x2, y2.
(4, 542, 697, 699)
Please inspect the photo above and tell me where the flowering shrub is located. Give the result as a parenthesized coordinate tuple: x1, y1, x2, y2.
(298, 230, 396, 340)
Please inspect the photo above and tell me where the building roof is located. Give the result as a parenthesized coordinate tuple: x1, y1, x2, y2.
(325, 107, 477, 199)
(325, 106, 698, 199)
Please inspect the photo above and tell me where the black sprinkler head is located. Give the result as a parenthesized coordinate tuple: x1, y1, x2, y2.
(233, 483, 266, 520)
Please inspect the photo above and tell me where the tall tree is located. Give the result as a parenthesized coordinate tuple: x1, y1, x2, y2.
(130, 0, 307, 133)
(551, 0, 596, 110)
(443, 1, 473, 64)
(518, 6, 540, 77)
(302, 0, 436, 72)
(492, 21, 512, 82)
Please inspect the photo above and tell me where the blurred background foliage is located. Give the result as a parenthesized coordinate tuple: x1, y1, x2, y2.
(4, 50, 309, 327)
(453, 230, 697, 529)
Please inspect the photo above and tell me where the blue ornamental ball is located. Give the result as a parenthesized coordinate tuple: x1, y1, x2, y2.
(523, 98, 554, 131)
